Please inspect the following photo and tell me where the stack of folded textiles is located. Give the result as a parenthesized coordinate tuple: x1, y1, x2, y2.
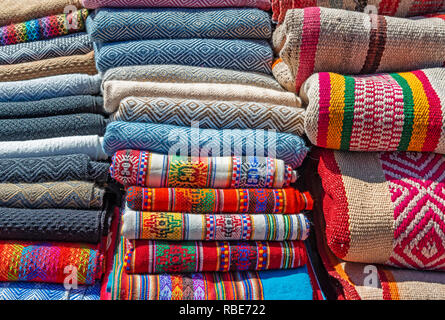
(83, 0, 321, 300)
(270, 1, 445, 299)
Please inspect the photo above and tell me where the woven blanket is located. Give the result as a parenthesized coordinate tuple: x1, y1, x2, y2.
(122, 209, 310, 241)
(0, 181, 104, 210)
(125, 187, 313, 214)
(0, 241, 102, 284)
(103, 122, 308, 169)
(276, 8, 445, 93)
(0, 74, 101, 102)
(0, 208, 108, 243)
(304, 68, 445, 153)
(0, 154, 109, 183)
(102, 65, 285, 91)
(124, 240, 307, 274)
(272, 58, 296, 92)
(271, 0, 445, 23)
(103, 80, 300, 114)
(112, 97, 305, 136)
(0, 33, 92, 65)
(317, 148, 445, 271)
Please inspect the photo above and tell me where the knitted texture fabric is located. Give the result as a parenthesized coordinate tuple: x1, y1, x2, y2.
(122, 210, 311, 241)
(0, 241, 102, 284)
(103, 122, 309, 169)
(0, 74, 101, 102)
(0, 154, 109, 183)
(125, 187, 313, 214)
(0, 208, 108, 243)
(304, 68, 445, 153)
(0, 114, 107, 142)
(110, 150, 297, 189)
(124, 240, 308, 274)
(0, 136, 108, 161)
(111, 97, 305, 136)
(0, 9, 89, 46)
(94, 39, 273, 74)
(316, 149, 445, 271)
(0, 33, 92, 65)
(103, 80, 301, 113)
(87, 8, 272, 42)
(272, 58, 296, 92)
(0, 181, 104, 209)
(276, 8, 445, 92)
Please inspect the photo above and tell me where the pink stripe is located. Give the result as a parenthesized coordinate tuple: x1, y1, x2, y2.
(316, 72, 332, 148)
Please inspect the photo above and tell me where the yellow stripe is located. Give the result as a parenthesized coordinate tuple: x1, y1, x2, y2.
(327, 73, 346, 149)
(382, 269, 401, 300)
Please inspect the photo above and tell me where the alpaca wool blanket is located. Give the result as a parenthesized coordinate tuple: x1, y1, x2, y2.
(0, 154, 109, 183)
(125, 187, 313, 214)
(94, 39, 272, 75)
(0, 114, 107, 142)
(103, 122, 308, 169)
(276, 8, 445, 92)
(0, 74, 101, 102)
(0, 96, 104, 119)
(112, 97, 305, 136)
(0, 136, 108, 160)
(104, 80, 300, 113)
(87, 8, 271, 42)
(0, 208, 108, 243)
(316, 148, 445, 271)
(122, 210, 310, 241)
(0, 181, 104, 210)
(102, 65, 285, 91)
(0, 241, 102, 284)
(124, 240, 307, 274)
(304, 68, 445, 153)
(111, 150, 297, 189)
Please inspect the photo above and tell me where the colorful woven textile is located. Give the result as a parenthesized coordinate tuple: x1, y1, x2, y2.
(94, 39, 272, 74)
(0, 241, 102, 284)
(122, 210, 310, 241)
(103, 122, 308, 169)
(316, 148, 445, 271)
(110, 150, 297, 188)
(0, 181, 104, 209)
(87, 8, 271, 42)
(304, 68, 445, 153)
(276, 8, 445, 92)
(125, 187, 313, 214)
(124, 240, 308, 274)
(111, 97, 305, 136)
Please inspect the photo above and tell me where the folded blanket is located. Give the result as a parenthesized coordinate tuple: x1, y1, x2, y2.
(271, 0, 445, 24)
(0, 95, 104, 119)
(0, 51, 97, 81)
(112, 97, 305, 136)
(104, 80, 301, 113)
(0, 74, 101, 102)
(0, 181, 104, 209)
(0, 241, 102, 284)
(124, 240, 307, 274)
(0, 154, 109, 183)
(125, 187, 313, 214)
(0, 9, 88, 46)
(111, 150, 297, 188)
(0, 208, 108, 243)
(317, 148, 445, 271)
(277, 8, 445, 92)
(104, 122, 308, 169)
(0, 33, 92, 65)
(304, 68, 445, 153)
(0, 136, 107, 160)
(0, 114, 107, 142)
(122, 210, 310, 241)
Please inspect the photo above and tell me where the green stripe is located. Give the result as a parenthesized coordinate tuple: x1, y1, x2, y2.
(390, 73, 414, 150)
(340, 75, 356, 150)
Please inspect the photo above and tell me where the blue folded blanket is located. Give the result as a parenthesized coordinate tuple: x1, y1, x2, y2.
(86, 8, 272, 42)
(94, 38, 272, 74)
(102, 121, 308, 168)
